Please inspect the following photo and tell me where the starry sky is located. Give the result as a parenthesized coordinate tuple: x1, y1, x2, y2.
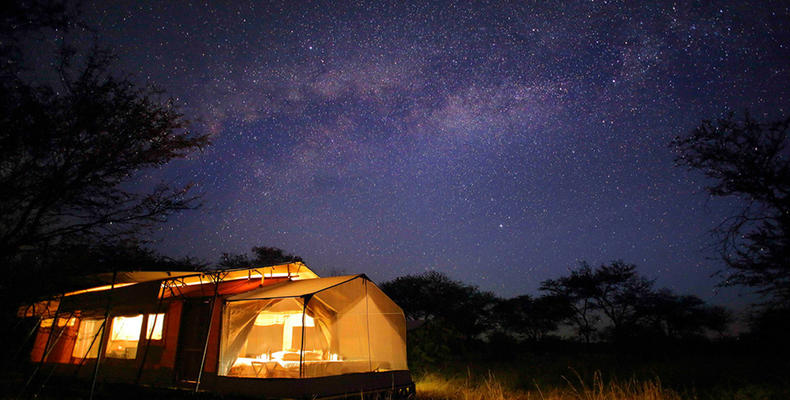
(77, 1, 789, 305)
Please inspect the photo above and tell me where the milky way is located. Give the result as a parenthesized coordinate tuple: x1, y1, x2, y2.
(80, 1, 790, 303)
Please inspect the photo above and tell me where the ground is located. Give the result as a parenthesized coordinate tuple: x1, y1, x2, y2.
(3, 350, 789, 400)
(411, 350, 790, 400)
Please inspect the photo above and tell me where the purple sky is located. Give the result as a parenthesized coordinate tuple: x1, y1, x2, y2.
(76, 1, 789, 305)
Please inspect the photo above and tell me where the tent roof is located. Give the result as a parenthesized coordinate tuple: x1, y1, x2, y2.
(90, 271, 200, 285)
(86, 262, 316, 285)
(64, 262, 318, 296)
(19, 262, 319, 317)
(226, 274, 365, 301)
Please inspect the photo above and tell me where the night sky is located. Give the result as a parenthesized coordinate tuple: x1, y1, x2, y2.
(77, 1, 790, 305)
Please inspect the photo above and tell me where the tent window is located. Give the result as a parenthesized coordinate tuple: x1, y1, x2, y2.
(39, 317, 78, 328)
(253, 312, 314, 351)
(146, 313, 165, 340)
(106, 315, 142, 359)
(72, 319, 103, 359)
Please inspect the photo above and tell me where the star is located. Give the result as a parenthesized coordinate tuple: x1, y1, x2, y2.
(71, 0, 790, 306)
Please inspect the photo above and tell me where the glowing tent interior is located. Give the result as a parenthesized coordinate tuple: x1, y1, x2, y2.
(17, 263, 414, 399)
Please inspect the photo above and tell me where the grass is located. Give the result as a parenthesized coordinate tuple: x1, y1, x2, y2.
(416, 370, 681, 400)
(2, 347, 787, 399)
(411, 351, 790, 400)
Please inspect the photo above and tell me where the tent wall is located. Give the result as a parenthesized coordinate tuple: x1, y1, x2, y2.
(30, 325, 49, 362)
(313, 278, 371, 376)
(159, 300, 183, 369)
(30, 318, 79, 364)
(366, 282, 408, 371)
(50, 321, 79, 363)
(27, 299, 189, 387)
(203, 298, 223, 374)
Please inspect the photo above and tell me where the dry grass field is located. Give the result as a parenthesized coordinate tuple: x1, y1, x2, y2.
(416, 371, 681, 400)
(2, 347, 787, 400)
(408, 351, 790, 400)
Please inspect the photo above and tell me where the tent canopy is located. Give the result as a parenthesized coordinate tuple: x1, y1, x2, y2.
(86, 262, 317, 288)
(88, 271, 200, 285)
(226, 275, 364, 302)
(18, 262, 319, 317)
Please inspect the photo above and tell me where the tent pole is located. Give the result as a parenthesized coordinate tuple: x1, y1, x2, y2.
(33, 310, 78, 398)
(364, 280, 372, 372)
(24, 311, 73, 397)
(35, 296, 63, 364)
(299, 295, 310, 379)
(134, 279, 168, 386)
(10, 314, 43, 365)
(89, 270, 117, 400)
(20, 294, 64, 396)
(41, 311, 75, 360)
(195, 272, 222, 393)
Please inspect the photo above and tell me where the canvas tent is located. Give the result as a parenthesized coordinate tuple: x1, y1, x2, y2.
(17, 263, 413, 399)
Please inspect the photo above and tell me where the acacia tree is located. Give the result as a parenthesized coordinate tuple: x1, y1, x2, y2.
(541, 261, 654, 343)
(0, 8, 209, 264)
(381, 271, 497, 367)
(380, 271, 497, 339)
(673, 113, 790, 303)
(493, 294, 572, 341)
(636, 289, 730, 339)
(539, 263, 601, 343)
(592, 261, 654, 340)
(542, 261, 730, 343)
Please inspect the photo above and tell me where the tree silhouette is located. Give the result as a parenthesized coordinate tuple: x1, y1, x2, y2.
(381, 271, 497, 366)
(7, 240, 205, 304)
(541, 261, 730, 343)
(217, 252, 253, 269)
(216, 246, 303, 269)
(591, 261, 654, 341)
(0, 6, 209, 264)
(673, 113, 790, 303)
(539, 263, 602, 343)
(380, 271, 497, 340)
(250, 246, 303, 266)
(748, 305, 790, 348)
(493, 294, 572, 342)
(636, 289, 730, 339)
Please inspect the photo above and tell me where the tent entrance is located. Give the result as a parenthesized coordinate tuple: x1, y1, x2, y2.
(175, 299, 212, 383)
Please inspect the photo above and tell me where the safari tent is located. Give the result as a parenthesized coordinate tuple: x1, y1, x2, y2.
(17, 263, 413, 399)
